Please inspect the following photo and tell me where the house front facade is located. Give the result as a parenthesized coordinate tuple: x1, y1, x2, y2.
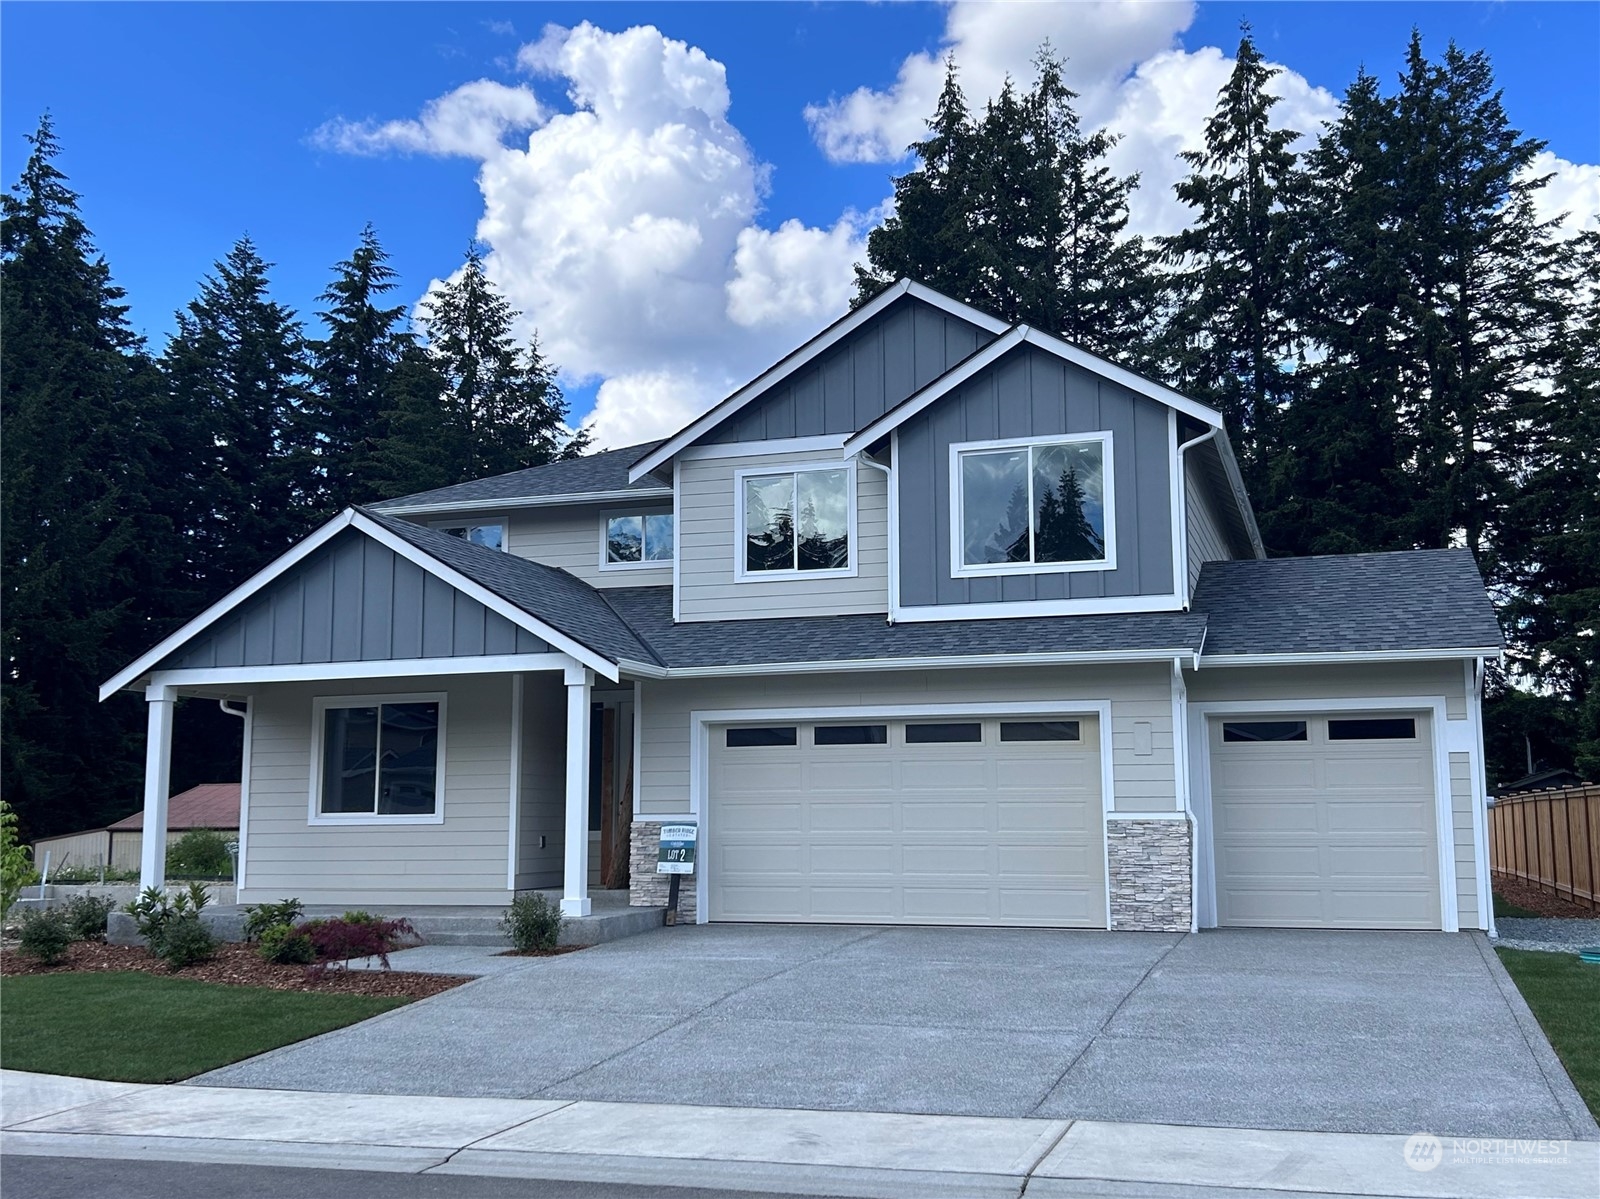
(102, 280, 1504, 934)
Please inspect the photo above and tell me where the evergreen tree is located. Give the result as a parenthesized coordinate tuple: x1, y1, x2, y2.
(362, 342, 457, 498)
(1159, 26, 1303, 502)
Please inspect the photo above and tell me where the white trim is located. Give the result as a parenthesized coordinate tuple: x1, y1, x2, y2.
(893, 594, 1187, 622)
(308, 691, 448, 827)
(678, 435, 850, 462)
(630, 280, 1008, 483)
(597, 511, 676, 572)
(1466, 658, 1494, 934)
(1169, 411, 1186, 606)
(1188, 696, 1458, 932)
(375, 487, 672, 517)
(1199, 649, 1503, 668)
(857, 452, 896, 620)
(631, 679, 644, 820)
(235, 701, 253, 892)
(733, 460, 858, 583)
(843, 325, 1223, 455)
(148, 653, 573, 690)
(689, 699, 1116, 930)
(1170, 658, 1198, 933)
(671, 460, 683, 624)
(428, 514, 509, 553)
(1105, 811, 1188, 821)
(948, 430, 1117, 579)
(616, 647, 1200, 680)
(561, 670, 593, 917)
(507, 673, 523, 890)
(138, 685, 176, 894)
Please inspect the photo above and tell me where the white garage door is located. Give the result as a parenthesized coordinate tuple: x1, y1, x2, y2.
(708, 715, 1104, 927)
(1208, 713, 1440, 929)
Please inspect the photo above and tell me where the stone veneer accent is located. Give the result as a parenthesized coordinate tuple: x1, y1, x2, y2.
(629, 821, 698, 921)
(1106, 817, 1192, 932)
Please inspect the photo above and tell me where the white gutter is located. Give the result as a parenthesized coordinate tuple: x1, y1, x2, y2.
(616, 646, 1202, 680)
(1198, 648, 1505, 668)
(373, 487, 672, 517)
(1174, 425, 1218, 607)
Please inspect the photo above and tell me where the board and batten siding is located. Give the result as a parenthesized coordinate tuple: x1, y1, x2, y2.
(506, 503, 673, 589)
(677, 448, 889, 621)
(162, 530, 550, 671)
(896, 346, 1176, 609)
(636, 664, 1177, 817)
(1185, 457, 1234, 595)
(240, 674, 515, 906)
(706, 296, 997, 444)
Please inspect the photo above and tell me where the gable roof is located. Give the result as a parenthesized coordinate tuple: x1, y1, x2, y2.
(369, 441, 670, 515)
(108, 783, 240, 832)
(627, 280, 1009, 483)
(1192, 549, 1503, 661)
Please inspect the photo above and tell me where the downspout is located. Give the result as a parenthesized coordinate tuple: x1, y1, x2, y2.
(1469, 657, 1496, 940)
(857, 452, 896, 625)
(1173, 656, 1200, 934)
(1175, 427, 1220, 607)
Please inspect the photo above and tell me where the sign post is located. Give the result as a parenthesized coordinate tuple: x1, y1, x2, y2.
(656, 822, 697, 925)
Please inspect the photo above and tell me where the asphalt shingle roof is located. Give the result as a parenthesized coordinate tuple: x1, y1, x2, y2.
(368, 441, 668, 512)
(1192, 548, 1503, 657)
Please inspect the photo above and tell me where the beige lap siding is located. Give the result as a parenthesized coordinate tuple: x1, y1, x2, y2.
(515, 676, 567, 891)
(1449, 752, 1478, 928)
(636, 663, 1178, 817)
(507, 504, 672, 589)
(240, 674, 513, 906)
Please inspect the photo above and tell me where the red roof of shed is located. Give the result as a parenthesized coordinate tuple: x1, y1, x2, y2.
(107, 783, 240, 832)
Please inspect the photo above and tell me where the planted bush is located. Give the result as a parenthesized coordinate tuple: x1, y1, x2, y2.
(125, 883, 209, 949)
(1, 800, 36, 922)
(298, 915, 415, 974)
(62, 893, 116, 942)
(164, 829, 234, 878)
(257, 923, 315, 965)
(242, 898, 304, 942)
(17, 908, 74, 965)
(156, 914, 216, 969)
(501, 893, 564, 953)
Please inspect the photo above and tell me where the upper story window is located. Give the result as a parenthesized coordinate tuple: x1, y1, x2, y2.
(737, 463, 854, 579)
(314, 695, 443, 824)
(952, 433, 1114, 576)
(603, 513, 675, 569)
(432, 519, 505, 552)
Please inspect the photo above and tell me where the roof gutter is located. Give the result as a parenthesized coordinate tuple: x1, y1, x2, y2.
(373, 487, 672, 517)
(617, 646, 1201, 680)
(1198, 647, 1505, 668)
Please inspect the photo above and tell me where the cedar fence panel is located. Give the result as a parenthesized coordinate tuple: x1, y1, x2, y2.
(1491, 784, 1599, 911)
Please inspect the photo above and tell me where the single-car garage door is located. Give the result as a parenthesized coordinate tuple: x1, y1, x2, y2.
(708, 715, 1104, 927)
(1208, 712, 1440, 929)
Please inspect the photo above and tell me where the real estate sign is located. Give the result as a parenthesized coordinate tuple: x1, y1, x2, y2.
(657, 822, 697, 874)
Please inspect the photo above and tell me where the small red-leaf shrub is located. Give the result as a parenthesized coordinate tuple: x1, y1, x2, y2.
(294, 916, 416, 977)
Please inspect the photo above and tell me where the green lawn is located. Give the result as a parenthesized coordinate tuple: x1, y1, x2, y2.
(1497, 948, 1600, 1118)
(0, 972, 406, 1083)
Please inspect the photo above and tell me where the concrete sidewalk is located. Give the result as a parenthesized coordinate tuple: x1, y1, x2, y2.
(3, 1071, 1595, 1199)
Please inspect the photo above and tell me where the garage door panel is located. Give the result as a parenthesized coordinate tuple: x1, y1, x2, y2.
(1321, 756, 1428, 788)
(1328, 889, 1437, 927)
(1326, 845, 1435, 877)
(1218, 843, 1322, 878)
(1216, 801, 1322, 835)
(1215, 756, 1318, 789)
(1324, 800, 1432, 833)
(709, 715, 1104, 927)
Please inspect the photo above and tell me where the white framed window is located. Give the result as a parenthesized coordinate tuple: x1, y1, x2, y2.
(430, 517, 507, 553)
(735, 461, 856, 580)
(601, 512, 675, 569)
(310, 693, 446, 825)
(950, 432, 1115, 577)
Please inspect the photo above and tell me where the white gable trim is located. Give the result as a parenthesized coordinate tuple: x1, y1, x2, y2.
(100, 510, 619, 700)
(844, 326, 1224, 454)
(375, 487, 672, 517)
(628, 280, 1008, 483)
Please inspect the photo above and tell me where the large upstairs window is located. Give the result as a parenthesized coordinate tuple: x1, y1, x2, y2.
(737, 463, 854, 578)
(953, 433, 1114, 576)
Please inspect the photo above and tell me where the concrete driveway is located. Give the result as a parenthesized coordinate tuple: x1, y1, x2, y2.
(193, 925, 1597, 1140)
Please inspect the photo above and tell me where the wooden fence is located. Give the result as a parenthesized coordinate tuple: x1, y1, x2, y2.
(1490, 784, 1600, 911)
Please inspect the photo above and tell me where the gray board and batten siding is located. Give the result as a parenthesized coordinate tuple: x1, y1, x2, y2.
(897, 344, 1176, 608)
(158, 529, 551, 671)
(704, 296, 999, 444)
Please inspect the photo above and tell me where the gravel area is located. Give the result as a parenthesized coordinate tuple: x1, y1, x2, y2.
(1495, 917, 1600, 955)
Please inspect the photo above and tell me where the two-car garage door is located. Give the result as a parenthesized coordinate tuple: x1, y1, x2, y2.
(708, 715, 1103, 927)
(1208, 712, 1441, 929)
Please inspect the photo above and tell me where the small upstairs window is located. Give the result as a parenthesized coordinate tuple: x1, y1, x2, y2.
(738, 464, 853, 578)
(954, 434, 1113, 575)
(432, 520, 505, 552)
(604, 513, 675, 568)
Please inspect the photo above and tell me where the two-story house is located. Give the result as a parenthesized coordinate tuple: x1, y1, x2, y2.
(101, 280, 1503, 933)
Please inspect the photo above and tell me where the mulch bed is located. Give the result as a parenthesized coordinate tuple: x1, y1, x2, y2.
(1493, 874, 1597, 919)
(0, 940, 465, 999)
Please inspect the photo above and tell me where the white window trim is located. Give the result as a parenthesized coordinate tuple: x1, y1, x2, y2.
(733, 460, 858, 583)
(597, 510, 676, 572)
(429, 515, 509, 553)
(309, 691, 448, 826)
(949, 431, 1117, 579)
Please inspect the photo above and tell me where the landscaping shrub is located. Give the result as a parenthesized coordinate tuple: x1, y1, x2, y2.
(242, 898, 304, 942)
(154, 915, 217, 969)
(164, 829, 234, 879)
(501, 893, 564, 952)
(340, 909, 378, 925)
(1, 800, 37, 922)
(125, 882, 210, 953)
(62, 894, 116, 942)
(257, 923, 316, 965)
(299, 915, 415, 974)
(17, 908, 74, 964)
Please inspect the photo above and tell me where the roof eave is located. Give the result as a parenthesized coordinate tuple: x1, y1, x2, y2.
(372, 486, 673, 517)
(1198, 647, 1504, 668)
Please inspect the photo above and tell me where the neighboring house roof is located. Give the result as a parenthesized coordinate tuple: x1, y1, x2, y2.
(369, 441, 670, 516)
(107, 783, 240, 832)
(1192, 549, 1504, 660)
(1499, 767, 1586, 795)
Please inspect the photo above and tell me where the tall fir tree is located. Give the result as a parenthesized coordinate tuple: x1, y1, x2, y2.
(1159, 26, 1303, 504)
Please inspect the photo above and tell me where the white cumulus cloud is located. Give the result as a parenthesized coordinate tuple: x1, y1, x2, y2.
(1525, 150, 1600, 237)
(310, 80, 546, 158)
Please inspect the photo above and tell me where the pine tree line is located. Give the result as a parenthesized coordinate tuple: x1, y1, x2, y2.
(858, 30, 1597, 784)
(2, 118, 586, 841)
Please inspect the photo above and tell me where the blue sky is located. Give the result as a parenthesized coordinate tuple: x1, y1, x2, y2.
(4, 2, 1596, 444)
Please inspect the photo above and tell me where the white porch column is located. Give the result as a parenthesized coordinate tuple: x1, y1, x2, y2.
(138, 685, 176, 894)
(562, 664, 592, 917)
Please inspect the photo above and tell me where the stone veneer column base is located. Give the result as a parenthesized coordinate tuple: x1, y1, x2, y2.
(1106, 817, 1192, 932)
(629, 821, 698, 921)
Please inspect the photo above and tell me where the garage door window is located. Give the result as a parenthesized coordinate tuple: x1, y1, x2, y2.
(1000, 720, 1081, 742)
(1222, 720, 1308, 743)
(905, 722, 982, 744)
(814, 724, 888, 746)
(1328, 718, 1416, 741)
(726, 726, 798, 748)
